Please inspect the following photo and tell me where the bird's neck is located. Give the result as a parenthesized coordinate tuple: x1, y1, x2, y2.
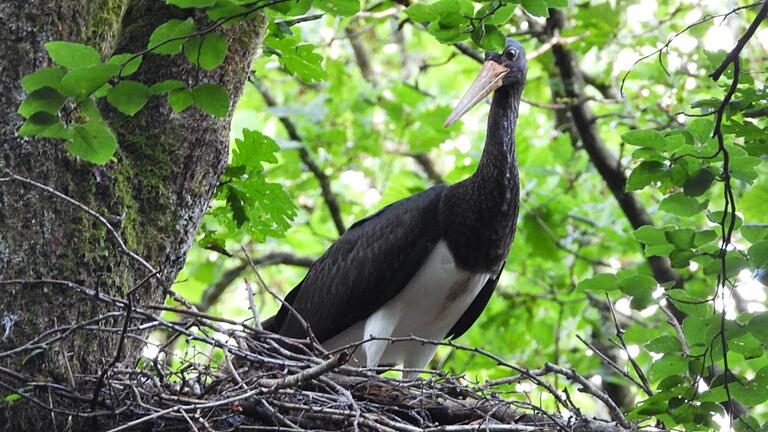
(470, 85, 521, 203)
(472, 86, 520, 188)
(440, 85, 522, 273)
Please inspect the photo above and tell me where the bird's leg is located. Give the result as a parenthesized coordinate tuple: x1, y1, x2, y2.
(362, 307, 399, 368)
(402, 343, 438, 379)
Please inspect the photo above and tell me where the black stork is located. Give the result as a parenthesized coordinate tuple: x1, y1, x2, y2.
(265, 38, 527, 376)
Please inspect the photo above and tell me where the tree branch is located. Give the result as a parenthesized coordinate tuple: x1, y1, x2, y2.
(196, 252, 314, 312)
(346, 26, 377, 84)
(709, 0, 768, 80)
(542, 10, 685, 304)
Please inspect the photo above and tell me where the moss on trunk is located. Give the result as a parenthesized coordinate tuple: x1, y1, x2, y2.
(0, 0, 267, 429)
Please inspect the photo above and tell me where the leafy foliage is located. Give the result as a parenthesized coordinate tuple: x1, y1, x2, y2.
(14, 0, 768, 429)
(202, 129, 297, 247)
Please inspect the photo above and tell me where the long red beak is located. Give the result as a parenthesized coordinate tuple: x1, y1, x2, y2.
(444, 60, 510, 128)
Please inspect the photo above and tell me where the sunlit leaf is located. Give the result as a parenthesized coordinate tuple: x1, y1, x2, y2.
(191, 83, 229, 117)
(44, 41, 101, 69)
(147, 18, 197, 55)
(184, 33, 228, 70)
(67, 123, 118, 164)
(107, 80, 150, 116)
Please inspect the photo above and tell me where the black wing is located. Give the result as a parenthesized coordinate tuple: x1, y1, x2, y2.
(266, 184, 449, 341)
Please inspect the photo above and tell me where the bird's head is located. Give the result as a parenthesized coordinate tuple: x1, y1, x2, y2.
(444, 38, 527, 127)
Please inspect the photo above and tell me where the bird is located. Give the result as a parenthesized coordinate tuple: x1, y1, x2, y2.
(264, 38, 527, 377)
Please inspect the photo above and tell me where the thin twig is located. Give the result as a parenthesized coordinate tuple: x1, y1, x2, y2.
(240, 247, 323, 351)
(543, 363, 631, 429)
(575, 335, 652, 396)
(659, 302, 689, 356)
(710, 1, 768, 80)
(244, 277, 263, 330)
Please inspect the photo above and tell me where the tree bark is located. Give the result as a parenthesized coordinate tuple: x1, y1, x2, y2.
(0, 0, 267, 429)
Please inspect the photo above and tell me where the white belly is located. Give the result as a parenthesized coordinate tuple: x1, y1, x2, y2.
(323, 240, 491, 375)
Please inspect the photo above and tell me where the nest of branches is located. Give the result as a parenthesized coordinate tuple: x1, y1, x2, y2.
(0, 274, 649, 432)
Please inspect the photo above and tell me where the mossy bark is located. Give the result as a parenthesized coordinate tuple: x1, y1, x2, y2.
(0, 0, 267, 429)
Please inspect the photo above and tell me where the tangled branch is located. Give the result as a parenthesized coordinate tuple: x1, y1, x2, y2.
(0, 273, 661, 431)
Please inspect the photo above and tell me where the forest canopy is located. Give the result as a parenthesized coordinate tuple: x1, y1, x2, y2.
(2, 0, 768, 431)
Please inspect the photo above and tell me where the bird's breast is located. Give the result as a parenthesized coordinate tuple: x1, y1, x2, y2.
(385, 240, 491, 337)
(320, 240, 491, 369)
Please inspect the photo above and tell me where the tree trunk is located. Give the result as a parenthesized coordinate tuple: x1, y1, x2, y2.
(0, 0, 267, 429)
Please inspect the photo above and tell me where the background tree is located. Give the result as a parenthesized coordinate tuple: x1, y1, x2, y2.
(1, 0, 768, 431)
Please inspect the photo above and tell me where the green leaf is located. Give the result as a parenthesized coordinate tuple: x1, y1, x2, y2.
(267, 0, 312, 16)
(626, 161, 667, 191)
(107, 53, 143, 76)
(427, 21, 468, 43)
(576, 273, 618, 292)
(634, 225, 672, 245)
(670, 249, 694, 268)
(232, 129, 280, 170)
(149, 80, 184, 95)
(207, 1, 249, 21)
(226, 186, 248, 227)
(167, 0, 217, 8)
(694, 230, 718, 247)
(742, 225, 768, 243)
(168, 88, 193, 112)
(17, 87, 66, 118)
(688, 118, 713, 143)
(621, 129, 666, 150)
(21, 67, 66, 92)
(664, 133, 687, 153)
(148, 18, 198, 55)
(659, 193, 707, 217)
(646, 335, 682, 354)
(315, 0, 359, 16)
(731, 334, 764, 360)
(707, 210, 743, 230)
(3, 393, 21, 402)
(748, 313, 768, 344)
(472, 24, 506, 51)
(748, 240, 768, 269)
(183, 33, 228, 70)
(432, 0, 471, 15)
(266, 37, 327, 83)
(683, 169, 715, 197)
(703, 253, 747, 278)
(484, 4, 516, 25)
(18, 113, 71, 139)
(619, 275, 658, 297)
(191, 83, 229, 117)
(67, 123, 118, 165)
(730, 155, 761, 183)
(665, 228, 696, 249)
(405, 3, 436, 21)
(699, 386, 728, 403)
(618, 274, 656, 309)
(107, 80, 150, 116)
(60, 63, 120, 99)
(733, 366, 768, 407)
(521, 0, 549, 17)
(650, 355, 688, 381)
(44, 41, 101, 69)
(546, 0, 568, 6)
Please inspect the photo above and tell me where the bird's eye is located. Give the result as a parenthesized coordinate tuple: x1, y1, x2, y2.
(506, 49, 518, 60)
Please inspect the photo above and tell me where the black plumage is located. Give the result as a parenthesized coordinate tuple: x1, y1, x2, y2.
(265, 38, 527, 367)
